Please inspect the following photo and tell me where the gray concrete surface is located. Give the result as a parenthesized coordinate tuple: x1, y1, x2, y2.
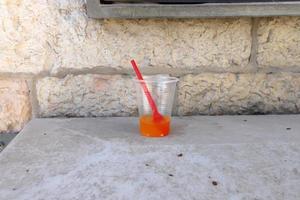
(0, 115, 300, 199)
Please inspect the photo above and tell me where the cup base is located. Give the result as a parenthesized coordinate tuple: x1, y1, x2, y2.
(141, 132, 169, 137)
(139, 115, 170, 137)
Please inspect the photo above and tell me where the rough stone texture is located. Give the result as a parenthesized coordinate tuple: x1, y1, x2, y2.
(51, 17, 252, 73)
(0, 0, 252, 74)
(37, 73, 300, 117)
(1, 116, 300, 199)
(0, 79, 31, 133)
(0, 0, 55, 73)
(2, 1, 300, 121)
(177, 73, 300, 115)
(257, 17, 300, 69)
(36, 75, 137, 117)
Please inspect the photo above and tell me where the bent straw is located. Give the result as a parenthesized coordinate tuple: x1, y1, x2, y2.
(131, 59, 163, 121)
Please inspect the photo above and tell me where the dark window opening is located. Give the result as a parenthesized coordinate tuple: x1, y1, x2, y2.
(100, 0, 300, 4)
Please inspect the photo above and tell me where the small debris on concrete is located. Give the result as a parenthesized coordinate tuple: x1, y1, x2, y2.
(212, 181, 218, 186)
(168, 174, 174, 177)
(243, 119, 247, 122)
(177, 153, 183, 157)
(44, 133, 47, 135)
(286, 128, 291, 130)
(26, 169, 29, 173)
(145, 164, 149, 167)
(12, 188, 17, 191)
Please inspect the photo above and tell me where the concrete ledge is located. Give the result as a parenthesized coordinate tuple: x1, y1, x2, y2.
(87, 0, 300, 18)
(0, 115, 300, 199)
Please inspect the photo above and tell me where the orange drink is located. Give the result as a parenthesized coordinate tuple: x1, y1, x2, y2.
(133, 75, 178, 137)
(140, 115, 170, 137)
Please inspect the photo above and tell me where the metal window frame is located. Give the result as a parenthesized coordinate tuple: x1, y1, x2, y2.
(87, 0, 300, 18)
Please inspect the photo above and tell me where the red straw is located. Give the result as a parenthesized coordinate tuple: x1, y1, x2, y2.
(131, 60, 163, 121)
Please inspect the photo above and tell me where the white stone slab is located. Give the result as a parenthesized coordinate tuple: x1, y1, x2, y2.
(0, 116, 300, 200)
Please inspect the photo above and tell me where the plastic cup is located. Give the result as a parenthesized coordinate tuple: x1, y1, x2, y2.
(133, 75, 179, 137)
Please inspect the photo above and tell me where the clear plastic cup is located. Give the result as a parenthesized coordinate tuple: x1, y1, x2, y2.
(133, 75, 179, 137)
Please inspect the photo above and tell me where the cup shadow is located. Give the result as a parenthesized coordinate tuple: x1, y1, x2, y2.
(170, 120, 188, 137)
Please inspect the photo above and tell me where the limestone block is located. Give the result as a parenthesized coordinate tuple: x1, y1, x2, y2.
(0, 0, 56, 73)
(0, 79, 31, 133)
(257, 17, 300, 69)
(37, 74, 137, 117)
(177, 73, 300, 115)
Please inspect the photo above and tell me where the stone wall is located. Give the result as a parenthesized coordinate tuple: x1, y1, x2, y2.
(1, 0, 300, 133)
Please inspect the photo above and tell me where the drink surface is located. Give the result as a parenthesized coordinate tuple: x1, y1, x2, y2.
(139, 115, 170, 137)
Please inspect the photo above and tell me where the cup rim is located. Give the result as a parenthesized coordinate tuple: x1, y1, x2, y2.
(133, 75, 179, 84)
